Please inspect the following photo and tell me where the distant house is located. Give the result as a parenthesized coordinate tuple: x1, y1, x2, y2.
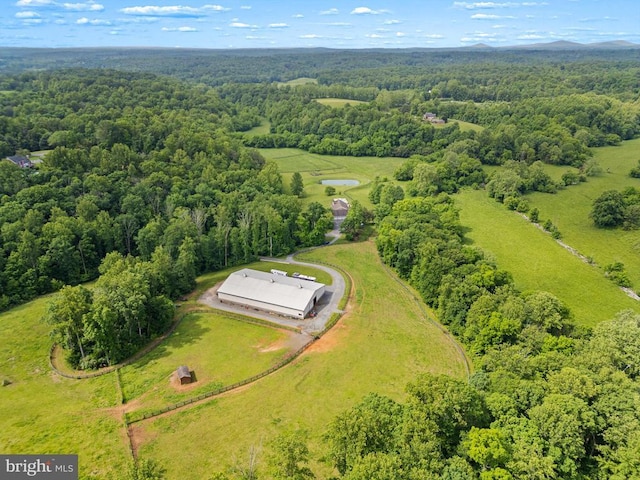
(5, 155, 33, 168)
(331, 198, 350, 218)
(422, 112, 445, 124)
(176, 366, 193, 385)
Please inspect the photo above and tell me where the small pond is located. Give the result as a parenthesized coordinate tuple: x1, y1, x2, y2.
(321, 179, 360, 186)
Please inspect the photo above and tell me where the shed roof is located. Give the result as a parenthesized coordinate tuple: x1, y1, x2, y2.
(176, 366, 191, 379)
(217, 268, 325, 311)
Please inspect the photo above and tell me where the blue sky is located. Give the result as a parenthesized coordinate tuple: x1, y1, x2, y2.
(2, 0, 639, 49)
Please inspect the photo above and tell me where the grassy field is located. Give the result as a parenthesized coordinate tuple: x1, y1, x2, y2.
(136, 240, 468, 479)
(443, 119, 484, 132)
(0, 260, 330, 478)
(260, 148, 406, 208)
(525, 137, 640, 288)
(0, 296, 131, 479)
(243, 120, 271, 136)
(455, 188, 640, 326)
(277, 77, 318, 86)
(120, 312, 302, 418)
(315, 98, 367, 108)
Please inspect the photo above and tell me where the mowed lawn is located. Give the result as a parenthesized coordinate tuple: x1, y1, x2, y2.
(456, 188, 640, 326)
(261, 148, 406, 207)
(136, 240, 468, 479)
(526, 137, 640, 288)
(120, 312, 302, 419)
(0, 296, 131, 479)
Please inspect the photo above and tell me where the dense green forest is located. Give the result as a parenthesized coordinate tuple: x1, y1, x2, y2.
(0, 70, 331, 323)
(2, 47, 640, 478)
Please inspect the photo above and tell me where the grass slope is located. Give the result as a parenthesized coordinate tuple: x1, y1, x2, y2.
(120, 312, 299, 418)
(526, 137, 640, 288)
(137, 240, 468, 479)
(0, 296, 131, 479)
(456, 188, 640, 326)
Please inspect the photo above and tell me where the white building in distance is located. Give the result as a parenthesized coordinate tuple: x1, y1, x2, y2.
(217, 268, 326, 319)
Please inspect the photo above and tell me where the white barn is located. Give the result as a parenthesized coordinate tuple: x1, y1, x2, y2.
(217, 268, 326, 319)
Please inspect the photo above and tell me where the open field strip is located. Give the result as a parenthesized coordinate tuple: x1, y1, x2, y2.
(315, 98, 367, 107)
(526, 137, 640, 288)
(277, 77, 318, 86)
(440, 119, 484, 132)
(243, 119, 271, 136)
(455, 188, 640, 326)
(136, 240, 468, 479)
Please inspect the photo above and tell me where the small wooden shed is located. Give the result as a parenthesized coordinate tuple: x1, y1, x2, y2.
(176, 365, 192, 385)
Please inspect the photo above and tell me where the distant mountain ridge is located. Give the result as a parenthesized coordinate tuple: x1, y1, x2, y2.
(467, 40, 639, 50)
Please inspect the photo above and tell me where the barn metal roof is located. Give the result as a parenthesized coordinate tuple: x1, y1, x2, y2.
(217, 268, 325, 311)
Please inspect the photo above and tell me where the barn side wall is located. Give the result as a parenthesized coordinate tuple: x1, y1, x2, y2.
(218, 292, 305, 318)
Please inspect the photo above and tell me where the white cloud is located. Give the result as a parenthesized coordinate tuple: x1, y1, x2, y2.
(240, 5, 251, 9)
(230, 21, 256, 28)
(15, 10, 40, 18)
(366, 33, 383, 38)
(300, 34, 322, 38)
(396, 31, 405, 37)
(327, 22, 352, 26)
(423, 34, 445, 38)
(472, 13, 515, 19)
(268, 23, 288, 28)
(292, 13, 303, 18)
(76, 16, 110, 25)
(320, 8, 339, 15)
(454, 1, 546, 8)
(120, 6, 205, 17)
(22, 18, 44, 24)
(16, 0, 55, 6)
(162, 26, 198, 31)
(351, 7, 380, 15)
(517, 33, 544, 39)
(203, 4, 230, 12)
(383, 19, 401, 25)
(63, 2, 104, 11)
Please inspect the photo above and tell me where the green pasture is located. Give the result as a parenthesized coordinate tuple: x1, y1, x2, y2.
(455, 188, 640, 326)
(261, 148, 405, 207)
(315, 98, 367, 108)
(525, 137, 640, 288)
(137, 240, 468, 479)
(0, 296, 130, 479)
(243, 120, 271, 136)
(445, 119, 484, 132)
(0, 259, 330, 478)
(121, 311, 302, 419)
(277, 77, 317, 86)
